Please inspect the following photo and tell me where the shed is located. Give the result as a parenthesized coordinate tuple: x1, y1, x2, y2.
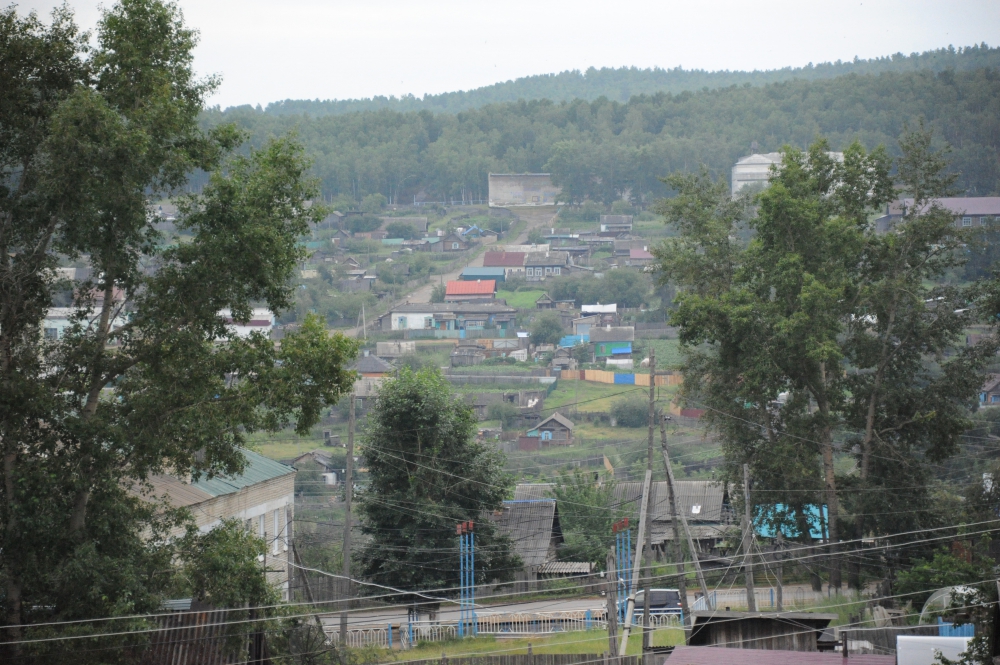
(352, 354, 394, 377)
(688, 611, 838, 652)
(493, 494, 563, 589)
(611, 480, 733, 555)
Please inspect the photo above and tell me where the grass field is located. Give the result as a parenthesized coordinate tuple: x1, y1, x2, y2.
(497, 289, 547, 308)
(376, 627, 683, 661)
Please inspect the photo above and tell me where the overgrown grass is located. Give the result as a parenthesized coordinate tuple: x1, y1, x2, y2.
(497, 289, 547, 308)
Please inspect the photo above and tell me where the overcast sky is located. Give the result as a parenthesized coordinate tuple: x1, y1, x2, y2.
(17, 0, 1000, 109)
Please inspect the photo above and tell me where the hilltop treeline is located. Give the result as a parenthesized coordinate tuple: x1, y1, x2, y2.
(258, 44, 999, 117)
(201, 66, 1000, 203)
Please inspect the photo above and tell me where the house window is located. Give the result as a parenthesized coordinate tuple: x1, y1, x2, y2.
(545, 267, 552, 274)
(452, 242, 459, 249)
(541, 431, 552, 440)
(526, 268, 534, 276)
(397, 316, 407, 329)
(44, 327, 58, 340)
(962, 217, 973, 227)
(982, 217, 990, 226)
(424, 317, 433, 329)
(554, 267, 560, 275)
(273, 510, 280, 554)
(993, 395, 1000, 404)
(258, 514, 265, 540)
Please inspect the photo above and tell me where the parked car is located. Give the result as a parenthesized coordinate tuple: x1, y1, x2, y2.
(630, 589, 683, 615)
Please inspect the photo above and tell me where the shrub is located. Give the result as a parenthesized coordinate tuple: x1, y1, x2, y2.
(611, 396, 648, 427)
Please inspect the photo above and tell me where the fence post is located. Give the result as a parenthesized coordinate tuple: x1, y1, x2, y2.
(388, 624, 393, 649)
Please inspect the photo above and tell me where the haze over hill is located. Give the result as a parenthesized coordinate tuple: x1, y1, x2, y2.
(251, 45, 1000, 117)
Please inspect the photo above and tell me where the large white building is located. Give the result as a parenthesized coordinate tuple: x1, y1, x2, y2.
(731, 151, 844, 198)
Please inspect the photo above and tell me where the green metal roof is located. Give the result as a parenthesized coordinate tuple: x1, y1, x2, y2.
(191, 449, 295, 497)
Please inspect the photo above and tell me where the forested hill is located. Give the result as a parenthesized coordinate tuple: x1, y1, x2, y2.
(201, 66, 1000, 203)
(253, 44, 999, 117)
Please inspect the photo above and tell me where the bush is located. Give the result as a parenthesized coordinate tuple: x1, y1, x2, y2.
(385, 221, 418, 239)
(360, 193, 387, 213)
(347, 214, 383, 234)
(430, 283, 446, 303)
(487, 402, 520, 428)
(611, 396, 648, 427)
(530, 312, 564, 345)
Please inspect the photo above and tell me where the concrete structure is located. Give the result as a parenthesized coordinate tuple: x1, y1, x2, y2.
(875, 197, 1000, 233)
(142, 449, 295, 599)
(488, 173, 560, 207)
(732, 152, 843, 197)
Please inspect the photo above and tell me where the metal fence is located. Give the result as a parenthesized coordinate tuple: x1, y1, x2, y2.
(326, 611, 683, 648)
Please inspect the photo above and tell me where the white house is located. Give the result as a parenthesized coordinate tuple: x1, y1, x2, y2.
(219, 308, 275, 339)
(732, 151, 843, 197)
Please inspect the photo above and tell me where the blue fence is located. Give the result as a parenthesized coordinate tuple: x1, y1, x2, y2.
(938, 617, 975, 637)
(614, 374, 635, 385)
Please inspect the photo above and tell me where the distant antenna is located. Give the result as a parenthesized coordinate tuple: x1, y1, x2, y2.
(751, 141, 759, 154)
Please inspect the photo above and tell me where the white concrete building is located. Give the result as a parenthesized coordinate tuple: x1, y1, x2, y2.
(731, 151, 844, 197)
(219, 308, 275, 339)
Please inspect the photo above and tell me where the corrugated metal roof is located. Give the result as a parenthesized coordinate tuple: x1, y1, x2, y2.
(666, 646, 893, 665)
(484, 251, 526, 267)
(461, 267, 507, 279)
(145, 475, 214, 508)
(612, 480, 726, 523)
(446, 279, 496, 295)
(514, 483, 554, 500)
(534, 412, 575, 431)
(495, 499, 561, 568)
(353, 355, 393, 374)
(538, 561, 592, 575)
(191, 449, 295, 498)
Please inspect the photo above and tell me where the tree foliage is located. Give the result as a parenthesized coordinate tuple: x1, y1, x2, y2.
(530, 312, 564, 345)
(0, 1, 358, 652)
(356, 368, 519, 609)
(656, 130, 1000, 589)
(551, 471, 621, 568)
(203, 63, 1000, 204)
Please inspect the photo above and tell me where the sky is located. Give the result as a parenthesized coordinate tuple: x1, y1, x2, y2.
(18, 0, 1000, 110)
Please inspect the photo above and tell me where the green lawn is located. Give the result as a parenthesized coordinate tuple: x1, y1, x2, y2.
(497, 289, 546, 308)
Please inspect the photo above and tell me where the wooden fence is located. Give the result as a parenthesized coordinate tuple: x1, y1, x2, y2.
(145, 608, 271, 665)
(557, 370, 682, 387)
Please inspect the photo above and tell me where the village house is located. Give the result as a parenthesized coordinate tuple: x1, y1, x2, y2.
(590, 325, 635, 367)
(141, 450, 296, 599)
(450, 341, 487, 367)
(626, 247, 654, 267)
(483, 251, 527, 278)
(581, 303, 618, 326)
(383, 302, 517, 332)
(535, 292, 575, 310)
(525, 251, 570, 281)
(875, 196, 1000, 233)
(982, 374, 1000, 405)
(600, 215, 634, 233)
(445, 279, 497, 302)
(527, 412, 574, 446)
(439, 232, 470, 252)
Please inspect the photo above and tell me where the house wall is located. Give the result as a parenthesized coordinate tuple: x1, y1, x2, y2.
(390, 312, 435, 331)
(179, 474, 295, 599)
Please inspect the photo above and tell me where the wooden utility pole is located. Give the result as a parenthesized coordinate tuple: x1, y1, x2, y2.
(661, 419, 710, 616)
(617, 469, 652, 657)
(339, 394, 356, 644)
(606, 551, 619, 657)
(742, 463, 756, 612)
(642, 350, 655, 652)
(661, 429, 689, 628)
(775, 532, 784, 611)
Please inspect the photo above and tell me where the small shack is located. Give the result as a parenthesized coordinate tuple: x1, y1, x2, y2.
(688, 611, 838, 652)
(450, 341, 486, 367)
(527, 412, 574, 445)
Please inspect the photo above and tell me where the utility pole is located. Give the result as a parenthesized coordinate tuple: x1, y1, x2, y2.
(339, 394, 356, 644)
(742, 463, 756, 612)
(662, 429, 689, 629)
(642, 349, 655, 652)
(606, 551, 619, 658)
(617, 469, 652, 657)
(775, 532, 784, 611)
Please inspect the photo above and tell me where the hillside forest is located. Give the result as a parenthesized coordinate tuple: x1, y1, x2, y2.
(199, 51, 1000, 205)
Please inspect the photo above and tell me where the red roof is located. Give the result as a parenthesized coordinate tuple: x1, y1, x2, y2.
(483, 251, 526, 267)
(445, 280, 496, 295)
(666, 646, 894, 665)
(630, 248, 654, 260)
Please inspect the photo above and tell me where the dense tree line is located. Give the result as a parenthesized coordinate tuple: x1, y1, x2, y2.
(201, 65, 1000, 205)
(258, 45, 1000, 116)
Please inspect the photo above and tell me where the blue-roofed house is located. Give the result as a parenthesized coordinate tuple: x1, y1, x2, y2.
(141, 449, 296, 599)
(460, 267, 507, 283)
